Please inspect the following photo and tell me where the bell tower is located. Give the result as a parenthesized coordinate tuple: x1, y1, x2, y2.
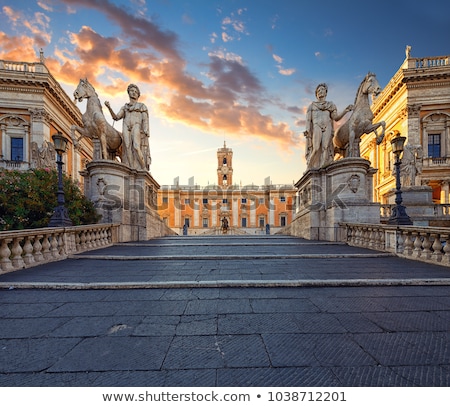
(217, 141, 233, 187)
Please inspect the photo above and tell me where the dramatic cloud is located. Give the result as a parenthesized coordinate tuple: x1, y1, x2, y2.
(0, 0, 297, 150)
(3, 5, 52, 47)
(0, 31, 39, 61)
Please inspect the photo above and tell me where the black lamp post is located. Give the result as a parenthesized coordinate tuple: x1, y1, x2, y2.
(48, 132, 73, 227)
(387, 134, 413, 225)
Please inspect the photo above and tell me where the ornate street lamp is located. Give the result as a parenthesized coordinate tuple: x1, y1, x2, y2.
(48, 132, 73, 227)
(388, 134, 413, 225)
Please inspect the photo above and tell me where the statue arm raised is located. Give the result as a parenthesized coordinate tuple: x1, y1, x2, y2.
(104, 101, 121, 121)
(332, 104, 353, 122)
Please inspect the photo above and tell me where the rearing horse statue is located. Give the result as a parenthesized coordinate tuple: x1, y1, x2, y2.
(71, 78, 122, 160)
(333, 72, 385, 158)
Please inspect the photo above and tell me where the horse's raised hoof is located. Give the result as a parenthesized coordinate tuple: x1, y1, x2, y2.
(376, 135, 384, 145)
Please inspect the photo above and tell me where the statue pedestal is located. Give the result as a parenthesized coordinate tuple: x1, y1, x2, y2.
(81, 160, 174, 241)
(292, 158, 380, 241)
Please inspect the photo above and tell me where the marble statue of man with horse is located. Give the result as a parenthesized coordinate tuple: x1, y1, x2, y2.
(71, 78, 151, 172)
(71, 78, 122, 161)
(304, 72, 385, 170)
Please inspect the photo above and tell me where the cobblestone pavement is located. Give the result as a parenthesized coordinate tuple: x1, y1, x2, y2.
(0, 235, 449, 386)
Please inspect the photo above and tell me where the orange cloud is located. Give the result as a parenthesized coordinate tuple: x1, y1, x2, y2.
(3, 6, 51, 48)
(1, 1, 298, 151)
(0, 32, 39, 62)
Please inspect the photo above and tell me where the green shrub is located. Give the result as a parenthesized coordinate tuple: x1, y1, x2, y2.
(0, 168, 101, 231)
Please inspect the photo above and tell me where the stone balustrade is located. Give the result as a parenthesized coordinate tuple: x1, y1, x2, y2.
(0, 223, 119, 274)
(380, 204, 450, 221)
(341, 222, 450, 267)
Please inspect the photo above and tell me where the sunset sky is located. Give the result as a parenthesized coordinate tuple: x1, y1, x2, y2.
(1, 0, 449, 186)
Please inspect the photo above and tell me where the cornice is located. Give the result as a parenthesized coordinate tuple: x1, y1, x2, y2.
(0, 70, 82, 126)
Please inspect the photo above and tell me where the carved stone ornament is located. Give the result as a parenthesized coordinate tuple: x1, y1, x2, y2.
(348, 174, 361, 193)
(96, 178, 107, 198)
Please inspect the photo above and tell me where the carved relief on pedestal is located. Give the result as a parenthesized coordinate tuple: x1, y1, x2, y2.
(347, 174, 361, 193)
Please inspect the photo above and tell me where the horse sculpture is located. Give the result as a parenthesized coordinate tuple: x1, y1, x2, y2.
(71, 78, 122, 160)
(333, 72, 385, 158)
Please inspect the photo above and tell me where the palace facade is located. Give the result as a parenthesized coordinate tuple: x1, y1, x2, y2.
(0, 52, 92, 183)
(360, 50, 450, 205)
(157, 143, 297, 235)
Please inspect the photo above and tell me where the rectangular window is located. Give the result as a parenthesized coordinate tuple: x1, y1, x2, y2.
(162, 197, 168, 204)
(202, 218, 208, 228)
(428, 134, 441, 158)
(11, 138, 24, 161)
(241, 217, 247, 227)
(184, 218, 190, 227)
(280, 216, 286, 227)
(184, 198, 190, 204)
(222, 198, 228, 204)
(202, 198, 208, 204)
(259, 198, 265, 205)
(280, 196, 286, 203)
(241, 198, 247, 204)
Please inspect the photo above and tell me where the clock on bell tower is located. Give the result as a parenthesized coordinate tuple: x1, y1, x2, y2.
(217, 141, 233, 187)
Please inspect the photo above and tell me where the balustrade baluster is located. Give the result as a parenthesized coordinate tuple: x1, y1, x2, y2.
(57, 233, 65, 256)
(42, 234, 52, 260)
(11, 237, 25, 269)
(367, 228, 374, 249)
(94, 230, 101, 247)
(75, 232, 81, 251)
(49, 233, 59, 258)
(422, 233, 432, 259)
(22, 236, 35, 265)
(431, 233, 443, 263)
(354, 228, 360, 246)
(33, 234, 44, 262)
(80, 231, 87, 250)
(412, 232, 422, 258)
(0, 238, 13, 273)
(403, 232, 414, 256)
(85, 230, 92, 249)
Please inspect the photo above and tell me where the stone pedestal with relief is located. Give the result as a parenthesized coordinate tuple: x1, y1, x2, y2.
(81, 160, 174, 241)
(291, 158, 380, 241)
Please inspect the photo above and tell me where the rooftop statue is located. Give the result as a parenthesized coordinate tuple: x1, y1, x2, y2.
(333, 72, 385, 159)
(304, 83, 353, 169)
(71, 78, 122, 160)
(105, 84, 151, 171)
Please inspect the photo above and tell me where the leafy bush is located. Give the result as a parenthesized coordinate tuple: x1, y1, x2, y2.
(0, 168, 101, 231)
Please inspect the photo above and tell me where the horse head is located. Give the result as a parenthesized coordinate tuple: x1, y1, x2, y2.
(363, 72, 381, 98)
(73, 78, 95, 103)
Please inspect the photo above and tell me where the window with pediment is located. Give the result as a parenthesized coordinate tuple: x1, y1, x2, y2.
(422, 112, 450, 158)
(0, 115, 29, 162)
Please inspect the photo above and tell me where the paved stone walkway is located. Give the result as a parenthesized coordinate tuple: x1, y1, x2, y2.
(0, 235, 449, 386)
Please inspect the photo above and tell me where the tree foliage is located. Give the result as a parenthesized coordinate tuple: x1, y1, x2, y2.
(0, 168, 100, 231)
